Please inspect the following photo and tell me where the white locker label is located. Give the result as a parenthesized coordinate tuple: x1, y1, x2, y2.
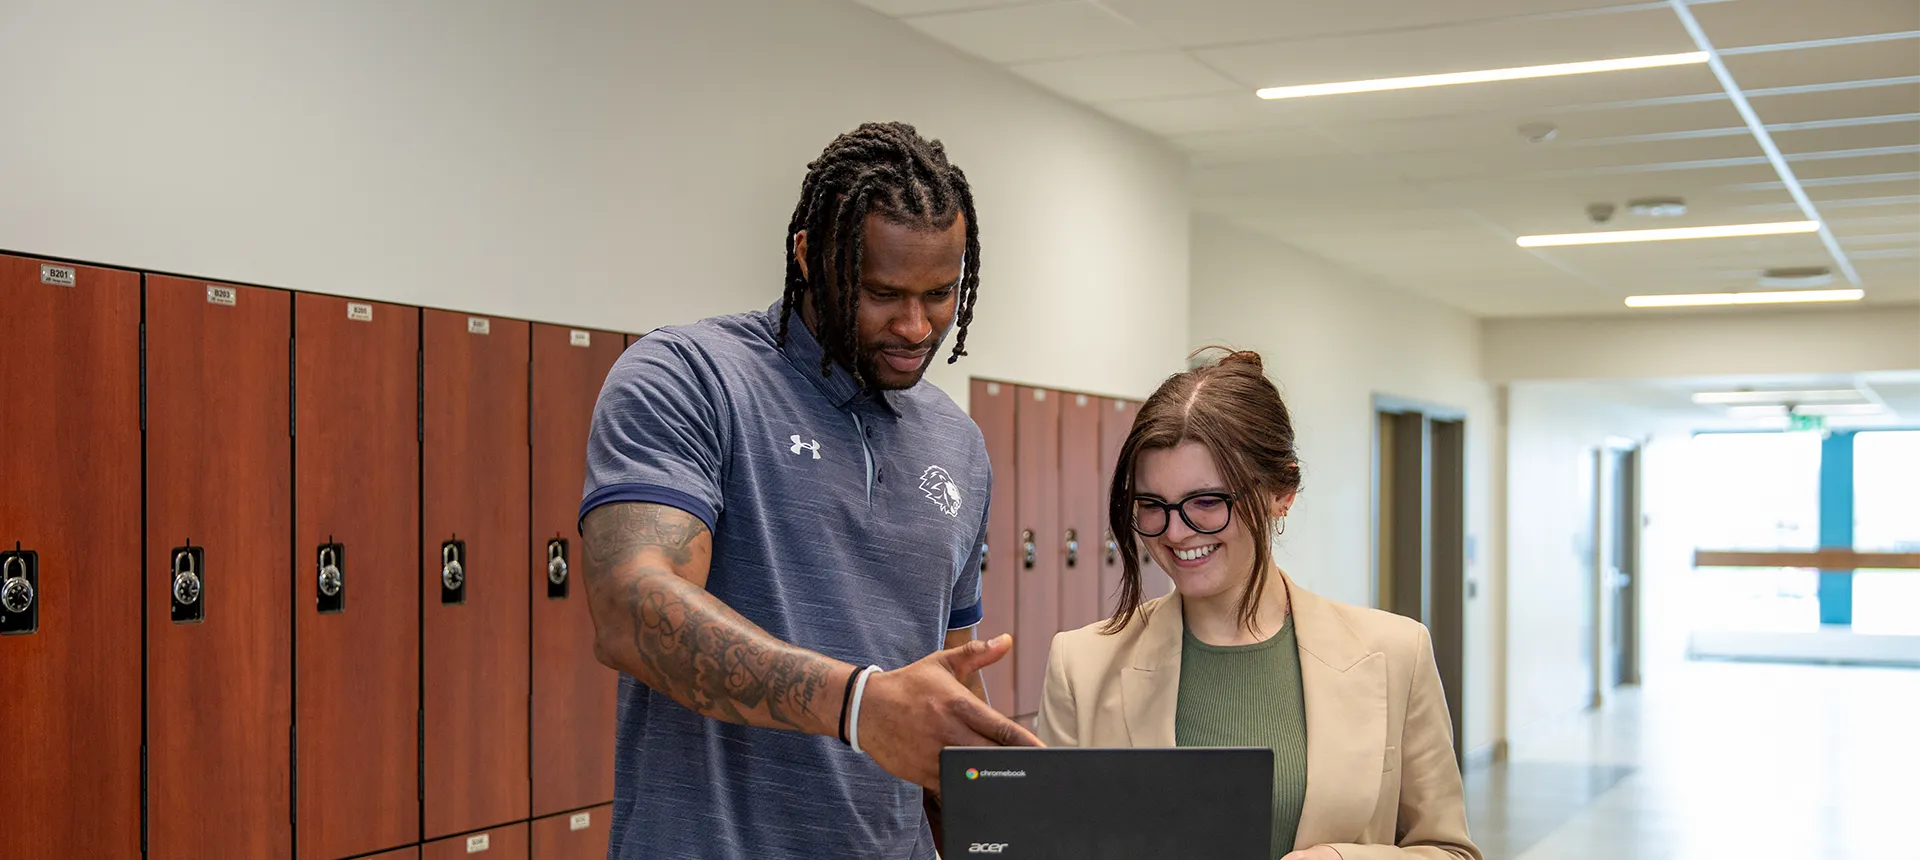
(206, 286, 237, 306)
(467, 317, 490, 335)
(466, 833, 490, 852)
(347, 303, 374, 322)
(569, 330, 591, 347)
(40, 264, 76, 287)
(570, 811, 592, 830)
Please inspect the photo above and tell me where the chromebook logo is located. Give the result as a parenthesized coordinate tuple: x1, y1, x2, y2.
(965, 768, 979, 780)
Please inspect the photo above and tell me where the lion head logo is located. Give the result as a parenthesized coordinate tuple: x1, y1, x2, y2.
(919, 466, 963, 518)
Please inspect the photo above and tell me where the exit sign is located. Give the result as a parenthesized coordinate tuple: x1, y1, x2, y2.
(1790, 413, 1825, 432)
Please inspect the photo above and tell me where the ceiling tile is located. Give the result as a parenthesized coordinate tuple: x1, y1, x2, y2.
(852, 0, 1043, 15)
(1192, 8, 1696, 90)
(1771, 119, 1920, 157)
(1690, 0, 1920, 49)
(1173, 125, 1354, 163)
(1010, 51, 1240, 102)
(1748, 82, 1920, 125)
(1318, 99, 1750, 157)
(1100, 0, 1652, 51)
(901, 2, 1162, 64)
(1720, 38, 1920, 91)
(1095, 93, 1306, 136)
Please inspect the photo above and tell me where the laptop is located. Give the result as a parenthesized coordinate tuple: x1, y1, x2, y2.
(938, 747, 1275, 859)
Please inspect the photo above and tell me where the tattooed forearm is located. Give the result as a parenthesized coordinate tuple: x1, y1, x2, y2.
(582, 502, 849, 736)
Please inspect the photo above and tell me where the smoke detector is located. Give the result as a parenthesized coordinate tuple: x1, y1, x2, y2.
(1760, 266, 1834, 288)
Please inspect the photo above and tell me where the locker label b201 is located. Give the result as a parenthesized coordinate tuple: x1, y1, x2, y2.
(347, 302, 374, 322)
(570, 811, 591, 830)
(570, 330, 591, 347)
(40, 264, 76, 287)
(205, 285, 237, 306)
(467, 317, 490, 335)
(466, 833, 490, 852)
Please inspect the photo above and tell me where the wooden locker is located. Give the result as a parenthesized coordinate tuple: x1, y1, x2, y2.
(146, 275, 293, 859)
(1099, 399, 1139, 615)
(364, 849, 420, 860)
(0, 255, 142, 859)
(1012, 386, 1061, 717)
(424, 822, 528, 860)
(530, 324, 623, 817)
(967, 380, 1018, 716)
(422, 310, 531, 839)
(295, 293, 421, 859)
(531, 805, 612, 860)
(1058, 392, 1102, 634)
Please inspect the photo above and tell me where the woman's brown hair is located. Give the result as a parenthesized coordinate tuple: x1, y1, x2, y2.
(1101, 347, 1303, 635)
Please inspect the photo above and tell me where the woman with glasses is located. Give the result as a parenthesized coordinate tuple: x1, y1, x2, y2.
(1035, 349, 1479, 860)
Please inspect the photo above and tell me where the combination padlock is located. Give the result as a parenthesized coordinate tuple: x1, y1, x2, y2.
(547, 541, 569, 586)
(318, 546, 343, 598)
(1022, 529, 1037, 570)
(1, 555, 33, 615)
(1065, 528, 1080, 568)
(172, 551, 202, 607)
(442, 543, 465, 592)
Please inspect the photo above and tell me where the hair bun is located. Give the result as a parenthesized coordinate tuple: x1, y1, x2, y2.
(1186, 345, 1265, 373)
(1217, 350, 1264, 372)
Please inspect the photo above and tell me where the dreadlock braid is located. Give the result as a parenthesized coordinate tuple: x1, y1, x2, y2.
(778, 121, 982, 388)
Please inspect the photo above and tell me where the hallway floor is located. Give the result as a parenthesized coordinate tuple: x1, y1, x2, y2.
(1466, 660, 1920, 860)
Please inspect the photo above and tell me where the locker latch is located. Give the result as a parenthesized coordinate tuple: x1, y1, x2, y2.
(1064, 529, 1079, 568)
(546, 538, 569, 600)
(440, 539, 466, 605)
(1021, 530, 1036, 570)
(0, 548, 39, 635)
(317, 543, 345, 614)
(170, 546, 205, 624)
(1104, 529, 1119, 567)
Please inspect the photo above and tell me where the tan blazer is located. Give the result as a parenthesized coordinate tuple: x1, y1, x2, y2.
(1034, 575, 1480, 860)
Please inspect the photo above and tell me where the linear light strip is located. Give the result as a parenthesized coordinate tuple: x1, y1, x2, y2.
(1625, 289, 1864, 308)
(1254, 52, 1707, 100)
(1665, 0, 1861, 287)
(1517, 220, 1819, 247)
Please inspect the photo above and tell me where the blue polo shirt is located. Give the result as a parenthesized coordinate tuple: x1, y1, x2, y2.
(580, 300, 989, 860)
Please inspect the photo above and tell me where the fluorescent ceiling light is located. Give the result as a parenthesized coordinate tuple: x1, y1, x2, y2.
(1256, 52, 1707, 100)
(1625, 289, 1864, 308)
(1692, 389, 1861, 405)
(1518, 220, 1820, 248)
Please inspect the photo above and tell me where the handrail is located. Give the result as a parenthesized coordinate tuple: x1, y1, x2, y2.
(1694, 549, 1920, 570)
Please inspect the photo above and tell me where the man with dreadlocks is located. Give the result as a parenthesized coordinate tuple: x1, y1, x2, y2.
(578, 121, 1038, 860)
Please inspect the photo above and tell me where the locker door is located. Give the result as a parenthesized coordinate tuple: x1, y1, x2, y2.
(365, 849, 420, 860)
(423, 822, 528, 860)
(1099, 399, 1140, 615)
(295, 294, 421, 859)
(146, 275, 293, 859)
(0, 256, 142, 859)
(1012, 386, 1061, 718)
(531, 805, 612, 860)
(1058, 393, 1102, 633)
(967, 379, 1017, 716)
(422, 310, 531, 839)
(530, 324, 622, 817)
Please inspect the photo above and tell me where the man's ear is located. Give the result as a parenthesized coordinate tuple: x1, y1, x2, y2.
(793, 230, 810, 281)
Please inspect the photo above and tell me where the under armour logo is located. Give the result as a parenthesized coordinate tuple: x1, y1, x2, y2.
(789, 436, 821, 459)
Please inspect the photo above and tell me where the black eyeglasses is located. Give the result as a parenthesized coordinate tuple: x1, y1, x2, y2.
(1131, 492, 1237, 537)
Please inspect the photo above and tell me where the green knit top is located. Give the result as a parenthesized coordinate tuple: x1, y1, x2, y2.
(1174, 618, 1309, 860)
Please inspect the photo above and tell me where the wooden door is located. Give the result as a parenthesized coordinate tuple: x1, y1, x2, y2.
(1058, 393, 1102, 633)
(364, 848, 420, 860)
(423, 822, 528, 860)
(422, 310, 531, 839)
(531, 805, 613, 860)
(295, 293, 421, 858)
(146, 275, 293, 859)
(968, 380, 1018, 716)
(531, 324, 623, 816)
(1012, 387, 1061, 717)
(0, 255, 143, 859)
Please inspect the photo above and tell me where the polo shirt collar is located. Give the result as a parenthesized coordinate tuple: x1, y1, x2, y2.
(767, 300, 899, 414)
